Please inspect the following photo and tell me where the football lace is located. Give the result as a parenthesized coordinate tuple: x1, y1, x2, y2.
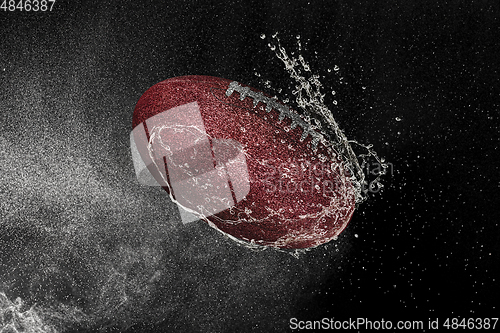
(225, 81, 323, 150)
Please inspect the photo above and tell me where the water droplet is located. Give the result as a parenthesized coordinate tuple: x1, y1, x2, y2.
(260, 34, 266, 39)
(395, 117, 402, 121)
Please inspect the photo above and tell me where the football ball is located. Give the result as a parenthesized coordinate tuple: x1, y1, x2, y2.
(130, 75, 355, 249)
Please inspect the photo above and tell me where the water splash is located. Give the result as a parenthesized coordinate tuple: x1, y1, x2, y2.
(261, 33, 387, 204)
(0, 292, 57, 333)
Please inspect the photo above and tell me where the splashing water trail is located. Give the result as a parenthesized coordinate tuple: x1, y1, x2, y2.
(0, 293, 57, 333)
(261, 33, 387, 204)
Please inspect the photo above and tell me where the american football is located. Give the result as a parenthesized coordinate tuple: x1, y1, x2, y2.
(131, 75, 356, 249)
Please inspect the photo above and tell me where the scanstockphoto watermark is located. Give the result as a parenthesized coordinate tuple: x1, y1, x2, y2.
(260, 159, 393, 195)
(290, 317, 499, 331)
(290, 317, 425, 330)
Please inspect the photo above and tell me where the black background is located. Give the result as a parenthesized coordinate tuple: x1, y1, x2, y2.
(1, 1, 498, 332)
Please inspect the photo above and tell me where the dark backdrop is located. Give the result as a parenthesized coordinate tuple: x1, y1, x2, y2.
(1, 1, 498, 332)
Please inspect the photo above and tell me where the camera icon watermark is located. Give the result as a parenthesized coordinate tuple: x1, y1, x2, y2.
(130, 102, 250, 224)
